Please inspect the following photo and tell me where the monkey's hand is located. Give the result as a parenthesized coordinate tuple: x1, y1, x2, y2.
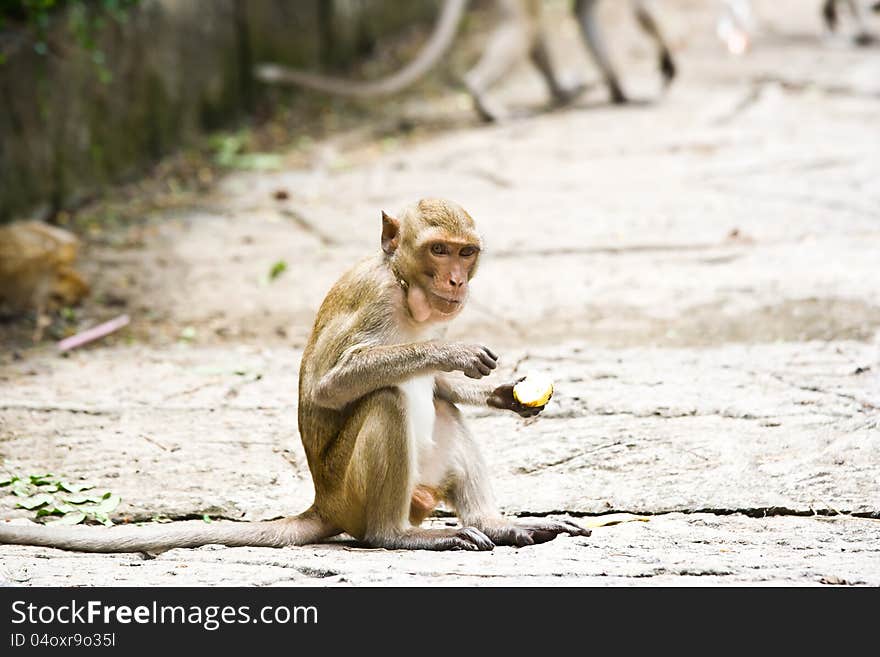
(437, 344, 498, 379)
(488, 379, 548, 418)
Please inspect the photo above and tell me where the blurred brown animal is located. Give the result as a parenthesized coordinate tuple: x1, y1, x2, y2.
(0, 221, 89, 340)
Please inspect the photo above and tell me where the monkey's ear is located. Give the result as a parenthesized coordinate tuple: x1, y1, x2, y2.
(381, 211, 400, 255)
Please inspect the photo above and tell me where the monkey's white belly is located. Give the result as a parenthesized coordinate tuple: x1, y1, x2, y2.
(397, 375, 446, 487)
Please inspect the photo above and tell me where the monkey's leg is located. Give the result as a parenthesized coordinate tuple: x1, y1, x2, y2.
(437, 400, 590, 547)
(341, 389, 494, 551)
(32, 298, 47, 343)
(529, 31, 590, 107)
(632, 0, 677, 87)
(844, 0, 876, 45)
(462, 2, 534, 122)
(574, 0, 627, 103)
(823, 0, 840, 31)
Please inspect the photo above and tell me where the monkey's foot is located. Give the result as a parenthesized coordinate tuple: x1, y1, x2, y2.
(551, 81, 591, 108)
(854, 32, 876, 47)
(659, 51, 677, 86)
(608, 80, 628, 105)
(478, 518, 591, 547)
(463, 80, 508, 123)
(371, 527, 494, 551)
(471, 96, 508, 123)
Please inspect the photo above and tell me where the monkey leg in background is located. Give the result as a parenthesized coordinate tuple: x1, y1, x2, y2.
(256, 0, 676, 122)
(823, 0, 876, 45)
(463, 0, 586, 121)
(574, 0, 676, 104)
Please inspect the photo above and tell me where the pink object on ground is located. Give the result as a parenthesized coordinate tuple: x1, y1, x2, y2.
(56, 314, 131, 352)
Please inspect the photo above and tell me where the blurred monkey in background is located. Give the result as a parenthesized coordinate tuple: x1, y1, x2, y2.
(257, 0, 677, 122)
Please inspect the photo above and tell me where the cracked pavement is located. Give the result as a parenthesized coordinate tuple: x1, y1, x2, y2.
(1, 0, 879, 585)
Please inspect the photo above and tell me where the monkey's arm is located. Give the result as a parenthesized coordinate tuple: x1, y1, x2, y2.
(434, 374, 495, 406)
(434, 374, 545, 419)
(311, 341, 496, 410)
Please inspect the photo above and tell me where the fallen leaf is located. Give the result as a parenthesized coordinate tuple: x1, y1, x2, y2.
(46, 511, 87, 526)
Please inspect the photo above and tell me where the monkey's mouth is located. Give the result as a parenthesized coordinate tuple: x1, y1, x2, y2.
(430, 293, 463, 315)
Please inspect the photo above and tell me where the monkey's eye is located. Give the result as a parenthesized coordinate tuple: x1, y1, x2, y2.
(430, 243, 449, 256)
(459, 246, 477, 258)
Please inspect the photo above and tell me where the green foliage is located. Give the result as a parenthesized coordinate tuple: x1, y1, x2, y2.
(0, 0, 141, 82)
(268, 260, 288, 281)
(0, 471, 121, 526)
(210, 132, 283, 171)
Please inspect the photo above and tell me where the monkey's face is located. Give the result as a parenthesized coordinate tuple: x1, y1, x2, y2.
(416, 239, 480, 318)
(381, 202, 482, 324)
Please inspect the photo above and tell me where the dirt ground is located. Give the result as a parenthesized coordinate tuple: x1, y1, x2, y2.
(1, 0, 879, 586)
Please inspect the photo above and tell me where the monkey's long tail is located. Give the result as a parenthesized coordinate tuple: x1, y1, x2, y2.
(0, 508, 337, 553)
(254, 0, 468, 97)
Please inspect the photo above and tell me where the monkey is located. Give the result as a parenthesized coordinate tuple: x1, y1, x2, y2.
(822, 0, 876, 44)
(256, 0, 677, 122)
(0, 199, 589, 552)
(573, 0, 675, 105)
(0, 221, 89, 342)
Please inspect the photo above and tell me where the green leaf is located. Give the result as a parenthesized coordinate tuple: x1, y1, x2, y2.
(0, 475, 19, 487)
(58, 480, 92, 493)
(61, 493, 92, 504)
(29, 474, 55, 486)
(36, 508, 64, 517)
(268, 260, 287, 281)
(17, 493, 55, 509)
(202, 514, 212, 523)
(91, 512, 114, 527)
(46, 511, 87, 526)
(51, 501, 78, 514)
(93, 493, 121, 513)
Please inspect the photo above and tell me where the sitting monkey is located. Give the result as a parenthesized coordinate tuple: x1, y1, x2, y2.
(257, 0, 677, 122)
(0, 199, 588, 552)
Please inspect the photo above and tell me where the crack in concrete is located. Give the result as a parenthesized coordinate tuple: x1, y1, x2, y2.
(515, 507, 880, 520)
(766, 372, 878, 412)
(516, 441, 623, 474)
(0, 402, 290, 414)
(111, 507, 880, 527)
(713, 83, 763, 126)
(278, 208, 339, 246)
(753, 74, 880, 100)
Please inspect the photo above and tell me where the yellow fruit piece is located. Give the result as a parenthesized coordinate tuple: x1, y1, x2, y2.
(513, 373, 554, 407)
(580, 513, 650, 529)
